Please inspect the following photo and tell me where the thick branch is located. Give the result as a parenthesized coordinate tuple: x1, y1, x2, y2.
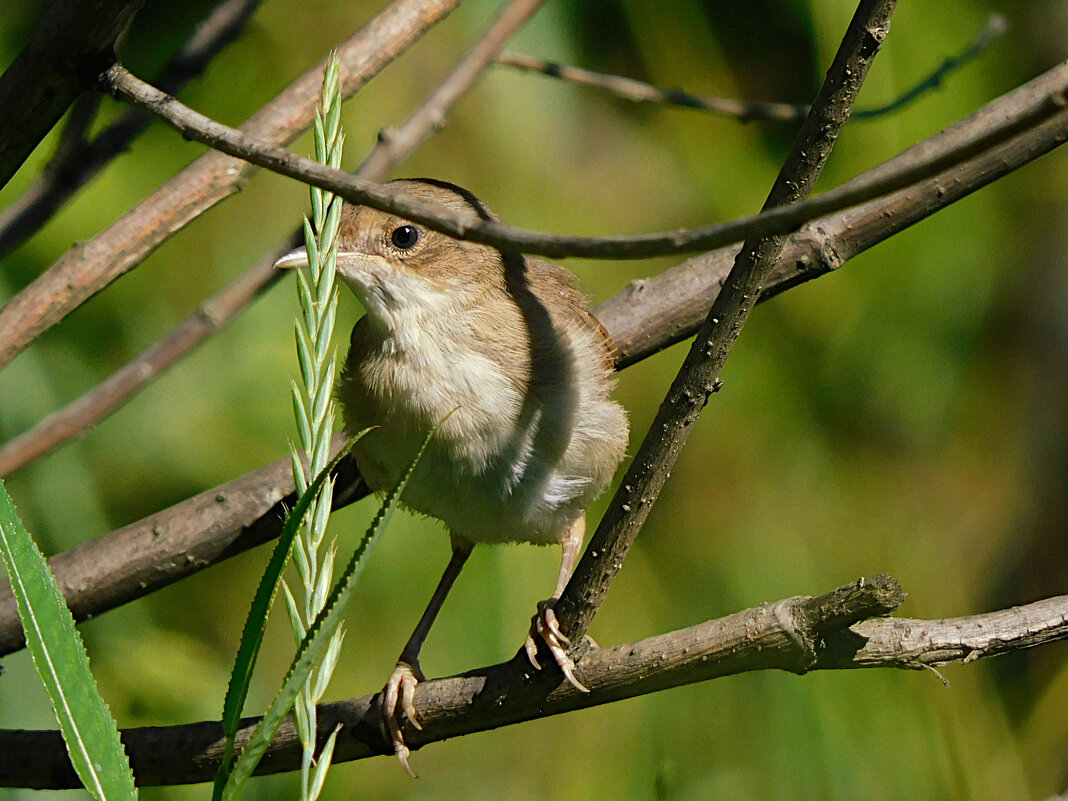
(823, 594, 1068, 669)
(0, 0, 142, 189)
(2, 578, 1065, 789)
(0, 0, 462, 372)
(2, 57, 1067, 653)
(0, 436, 364, 656)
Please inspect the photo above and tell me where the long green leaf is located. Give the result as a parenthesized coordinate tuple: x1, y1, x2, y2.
(0, 478, 136, 800)
(221, 421, 439, 801)
(212, 434, 365, 801)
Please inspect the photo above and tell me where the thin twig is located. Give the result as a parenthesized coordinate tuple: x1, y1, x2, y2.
(852, 13, 1008, 119)
(0, 0, 266, 259)
(494, 15, 1008, 123)
(556, 0, 899, 643)
(0, 0, 544, 476)
(2, 58, 1066, 651)
(95, 58, 1066, 266)
(495, 51, 806, 122)
(2, 578, 1065, 789)
(0, 0, 462, 372)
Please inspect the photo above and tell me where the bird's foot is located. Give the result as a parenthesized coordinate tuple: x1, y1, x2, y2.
(380, 659, 425, 777)
(524, 598, 589, 693)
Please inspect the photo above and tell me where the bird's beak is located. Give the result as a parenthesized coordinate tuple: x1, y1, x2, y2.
(274, 248, 309, 270)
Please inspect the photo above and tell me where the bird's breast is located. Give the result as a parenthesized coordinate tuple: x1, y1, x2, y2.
(338, 325, 609, 544)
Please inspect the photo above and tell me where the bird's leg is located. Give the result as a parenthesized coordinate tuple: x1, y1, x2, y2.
(382, 534, 473, 776)
(524, 514, 589, 692)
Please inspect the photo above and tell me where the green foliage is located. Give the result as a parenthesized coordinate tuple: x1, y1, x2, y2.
(286, 50, 346, 801)
(221, 422, 441, 801)
(212, 435, 365, 801)
(0, 479, 136, 800)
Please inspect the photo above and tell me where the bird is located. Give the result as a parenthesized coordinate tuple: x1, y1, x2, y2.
(276, 178, 628, 773)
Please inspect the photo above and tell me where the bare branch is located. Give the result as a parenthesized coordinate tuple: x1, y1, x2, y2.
(0, 435, 365, 656)
(495, 50, 807, 122)
(2, 56, 1066, 652)
(557, 0, 897, 644)
(0, 0, 266, 259)
(94, 55, 1067, 266)
(0, 0, 142, 190)
(0, 0, 462, 372)
(826, 594, 1068, 669)
(495, 15, 1008, 123)
(1, 577, 1064, 789)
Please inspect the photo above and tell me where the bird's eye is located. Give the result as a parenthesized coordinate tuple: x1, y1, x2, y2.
(390, 225, 420, 250)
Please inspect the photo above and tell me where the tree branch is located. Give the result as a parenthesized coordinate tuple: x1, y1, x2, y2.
(0, 0, 462, 372)
(91, 51, 1067, 267)
(1, 577, 1064, 789)
(496, 14, 1007, 123)
(557, 0, 897, 645)
(0, 0, 143, 190)
(2, 56, 1067, 654)
(0, 0, 266, 259)
(496, 50, 808, 122)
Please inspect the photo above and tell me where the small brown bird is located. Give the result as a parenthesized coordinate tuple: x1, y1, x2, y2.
(277, 179, 628, 772)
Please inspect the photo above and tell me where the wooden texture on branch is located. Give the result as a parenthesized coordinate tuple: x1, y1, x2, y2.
(1, 577, 1065, 789)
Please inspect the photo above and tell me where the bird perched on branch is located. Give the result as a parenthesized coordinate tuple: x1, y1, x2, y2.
(277, 179, 628, 773)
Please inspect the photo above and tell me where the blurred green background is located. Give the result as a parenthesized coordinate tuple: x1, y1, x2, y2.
(1, 0, 1065, 799)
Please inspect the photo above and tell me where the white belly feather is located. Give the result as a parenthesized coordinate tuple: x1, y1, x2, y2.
(344, 321, 613, 546)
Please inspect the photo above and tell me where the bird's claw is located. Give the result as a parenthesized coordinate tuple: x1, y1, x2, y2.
(525, 599, 589, 693)
(380, 660, 425, 777)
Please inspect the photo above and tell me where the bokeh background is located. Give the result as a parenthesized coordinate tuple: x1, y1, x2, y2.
(1, 1, 1066, 799)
